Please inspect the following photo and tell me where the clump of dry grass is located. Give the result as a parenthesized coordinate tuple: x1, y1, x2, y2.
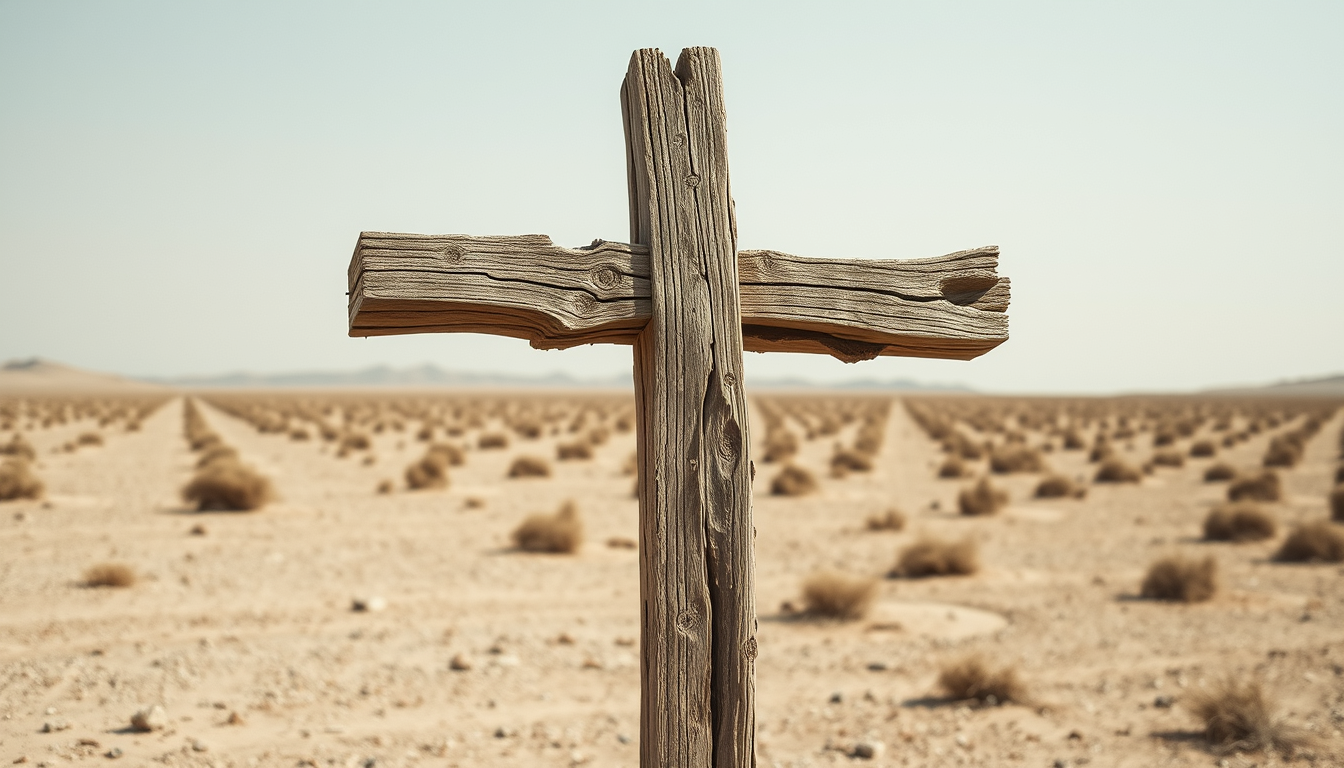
(1140, 555, 1217, 602)
(958, 477, 1007, 516)
(988, 444, 1046, 474)
(0, 459, 44, 501)
(937, 655, 1027, 706)
(507, 455, 552, 479)
(1187, 678, 1316, 757)
(770, 465, 818, 496)
(405, 447, 451, 490)
(1228, 470, 1281, 502)
(762, 429, 799, 463)
(938, 456, 971, 478)
(196, 444, 238, 469)
(1262, 436, 1302, 468)
(82, 563, 136, 588)
(556, 441, 593, 461)
(799, 571, 878, 620)
(1150, 449, 1185, 468)
(891, 536, 979, 578)
(1203, 503, 1276, 543)
(1, 433, 36, 462)
(829, 448, 873, 477)
(1203, 462, 1237, 482)
(1274, 521, 1344, 563)
(1189, 440, 1217, 458)
(1330, 483, 1344, 523)
(865, 508, 906, 532)
(1095, 458, 1143, 483)
(375, 479, 394, 495)
(477, 432, 509, 450)
(1034, 474, 1086, 499)
(182, 461, 273, 511)
(512, 501, 583, 553)
(76, 432, 103, 447)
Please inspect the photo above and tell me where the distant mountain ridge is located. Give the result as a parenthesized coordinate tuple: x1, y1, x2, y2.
(1211, 373, 1344, 397)
(0, 358, 166, 393)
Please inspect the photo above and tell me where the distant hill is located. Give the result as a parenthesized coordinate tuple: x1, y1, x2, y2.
(1208, 373, 1344, 398)
(0, 358, 166, 393)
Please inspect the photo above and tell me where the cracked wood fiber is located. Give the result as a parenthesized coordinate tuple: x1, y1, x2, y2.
(622, 48, 756, 767)
(349, 236, 1009, 363)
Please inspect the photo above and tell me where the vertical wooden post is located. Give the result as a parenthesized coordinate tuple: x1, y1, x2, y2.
(621, 47, 757, 768)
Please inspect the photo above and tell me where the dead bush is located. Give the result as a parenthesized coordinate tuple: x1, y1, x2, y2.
(1227, 470, 1281, 502)
(1203, 503, 1276, 543)
(1274, 521, 1344, 563)
(988, 444, 1046, 474)
(958, 477, 1007, 516)
(405, 447, 452, 490)
(375, 479, 393, 495)
(829, 448, 872, 477)
(1187, 678, 1315, 757)
(0, 459, 44, 501)
(82, 563, 136, 588)
(1062, 430, 1085, 450)
(512, 501, 583, 553)
(1203, 462, 1236, 482)
(1150, 449, 1184, 468)
(1140, 555, 1217, 602)
(508, 455, 552, 479)
(1330, 483, 1344, 523)
(891, 536, 979, 577)
(289, 428, 310, 441)
(938, 455, 970, 478)
(1, 433, 36, 461)
(762, 429, 799, 463)
(865, 508, 906, 531)
(1034, 474, 1085, 499)
(512, 420, 543, 440)
(426, 443, 465, 467)
(557, 441, 593, 461)
(478, 432, 509, 450)
(1095, 458, 1142, 483)
(799, 571, 878, 620)
(1262, 437, 1302, 468)
(937, 655, 1027, 706)
(76, 432, 103, 447)
(1189, 440, 1217, 458)
(182, 461, 273, 511)
(770, 465, 817, 496)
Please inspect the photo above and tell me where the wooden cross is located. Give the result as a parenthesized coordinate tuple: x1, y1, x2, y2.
(345, 47, 1009, 767)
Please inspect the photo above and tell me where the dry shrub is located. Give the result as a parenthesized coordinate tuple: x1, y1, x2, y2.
(512, 420, 543, 440)
(1203, 503, 1276, 543)
(829, 448, 872, 477)
(82, 563, 136, 588)
(1140, 555, 1217, 602)
(762, 429, 799, 463)
(865, 508, 906, 532)
(1034, 474, 1085, 499)
(891, 536, 979, 577)
(182, 461, 273, 511)
(375, 479, 393, 495)
(937, 655, 1027, 706)
(289, 428, 310, 441)
(800, 571, 878, 620)
(1187, 678, 1315, 757)
(1330, 483, 1344, 523)
(1227, 470, 1281, 502)
(508, 455, 552, 479)
(988, 444, 1046, 474)
(1095, 458, 1142, 483)
(1274, 521, 1344, 563)
(1189, 440, 1217, 458)
(1150, 449, 1185, 468)
(405, 450, 450, 490)
(1262, 437, 1302, 468)
(1203, 462, 1236, 482)
(426, 443, 465, 467)
(1, 433, 36, 461)
(938, 456, 970, 478)
(196, 444, 238, 468)
(1062, 430, 1085, 450)
(556, 441, 593, 461)
(0, 459, 44, 501)
(770, 465, 817, 496)
(958, 477, 1007, 516)
(478, 432, 509, 450)
(512, 501, 582, 553)
(76, 432, 103, 447)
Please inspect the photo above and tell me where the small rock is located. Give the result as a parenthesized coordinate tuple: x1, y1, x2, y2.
(829, 692, 843, 703)
(40, 719, 70, 733)
(130, 705, 167, 732)
(77, 739, 100, 748)
(1153, 695, 1175, 709)
(866, 662, 888, 672)
(351, 596, 386, 613)
(850, 741, 883, 760)
(225, 711, 245, 726)
(13, 756, 27, 764)
(1053, 760, 1067, 768)
(189, 524, 206, 536)
(494, 727, 507, 738)
(449, 654, 472, 671)
(105, 748, 123, 759)
(955, 733, 969, 747)
(44, 707, 57, 716)
(616, 733, 631, 744)
(191, 739, 208, 752)
(361, 759, 377, 768)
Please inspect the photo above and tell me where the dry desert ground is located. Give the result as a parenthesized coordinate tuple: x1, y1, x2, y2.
(2, 388, 1343, 768)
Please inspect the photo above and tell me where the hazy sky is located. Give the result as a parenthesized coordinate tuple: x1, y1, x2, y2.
(2, 1, 1340, 393)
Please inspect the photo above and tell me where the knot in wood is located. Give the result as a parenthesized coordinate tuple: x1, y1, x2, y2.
(675, 608, 701, 637)
(716, 418, 742, 465)
(441, 244, 465, 264)
(572, 293, 598, 317)
(684, 174, 701, 188)
(590, 265, 620, 291)
(742, 636, 758, 662)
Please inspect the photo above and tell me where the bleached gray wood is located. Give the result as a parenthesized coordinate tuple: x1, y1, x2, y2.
(350, 236, 1009, 363)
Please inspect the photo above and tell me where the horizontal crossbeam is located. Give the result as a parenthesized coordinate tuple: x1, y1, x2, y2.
(347, 232, 1009, 362)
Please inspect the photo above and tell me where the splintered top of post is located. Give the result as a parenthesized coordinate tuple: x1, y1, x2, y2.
(347, 233, 1008, 363)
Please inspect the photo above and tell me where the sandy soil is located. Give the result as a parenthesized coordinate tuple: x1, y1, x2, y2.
(2, 392, 1342, 767)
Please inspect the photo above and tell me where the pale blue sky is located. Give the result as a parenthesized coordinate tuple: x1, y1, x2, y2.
(1, 1, 1340, 392)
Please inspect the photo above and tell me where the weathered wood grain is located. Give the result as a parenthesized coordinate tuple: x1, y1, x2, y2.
(349, 237, 1009, 363)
